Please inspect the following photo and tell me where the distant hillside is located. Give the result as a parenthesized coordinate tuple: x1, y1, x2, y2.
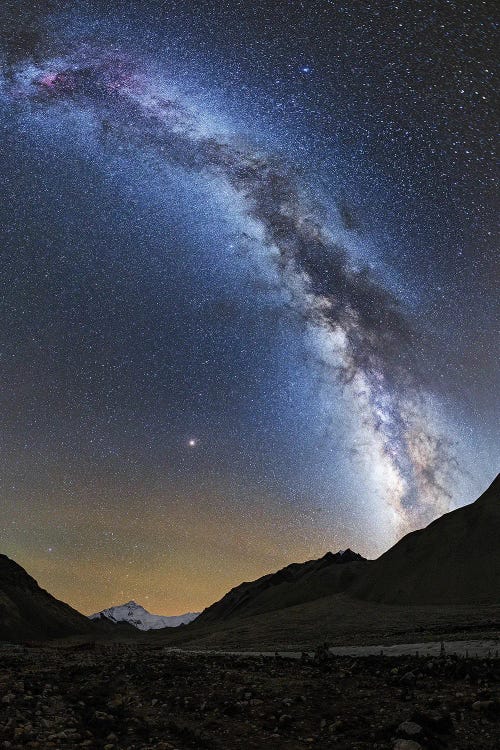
(197, 476, 500, 630)
(352, 474, 500, 605)
(197, 549, 366, 623)
(0, 555, 94, 642)
(2, 475, 498, 648)
(150, 476, 500, 650)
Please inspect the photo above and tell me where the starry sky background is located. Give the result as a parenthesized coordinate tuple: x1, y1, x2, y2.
(0, 0, 498, 615)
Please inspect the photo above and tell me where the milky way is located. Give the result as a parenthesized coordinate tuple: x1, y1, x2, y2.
(0, 1, 497, 613)
(4, 48, 459, 531)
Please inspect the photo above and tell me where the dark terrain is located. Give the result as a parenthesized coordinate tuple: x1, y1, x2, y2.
(0, 476, 498, 648)
(0, 556, 94, 643)
(0, 642, 499, 749)
(196, 474, 500, 626)
(150, 474, 500, 651)
(0, 556, 136, 644)
(352, 474, 500, 605)
(196, 549, 366, 624)
(0, 477, 499, 748)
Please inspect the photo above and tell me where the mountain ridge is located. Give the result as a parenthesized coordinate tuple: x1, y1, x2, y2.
(195, 475, 500, 625)
(351, 473, 500, 605)
(0, 554, 95, 642)
(2, 474, 498, 644)
(89, 600, 199, 630)
(196, 548, 367, 623)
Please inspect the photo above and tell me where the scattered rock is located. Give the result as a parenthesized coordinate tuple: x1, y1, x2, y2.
(394, 740, 423, 750)
(397, 720, 422, 736)
(0, 646, 497, 749)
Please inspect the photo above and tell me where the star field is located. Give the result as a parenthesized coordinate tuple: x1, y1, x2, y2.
(0, 0, 497, 615)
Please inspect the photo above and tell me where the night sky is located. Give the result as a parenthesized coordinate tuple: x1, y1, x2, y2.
(0, 0, 497, 615)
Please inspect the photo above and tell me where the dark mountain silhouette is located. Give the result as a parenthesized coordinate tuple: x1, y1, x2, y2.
(196, 475, 499, 628)
(197, 549, 366, 623)
(0, 554, 95, 642)
(148, 476, 500, 650)
(2, 475, 498, 646)
(352, 473, 500, 605)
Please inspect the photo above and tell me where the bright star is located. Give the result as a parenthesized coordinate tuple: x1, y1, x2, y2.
(188, 438, 197, 448)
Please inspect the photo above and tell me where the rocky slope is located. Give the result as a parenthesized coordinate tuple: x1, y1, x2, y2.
(0, 554, 94, 642)
(196, 475, 500, 631)
(196, 549, 366, 623)
(352, 473, 500, 605)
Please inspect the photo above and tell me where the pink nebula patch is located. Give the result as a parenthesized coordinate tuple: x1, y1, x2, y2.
(39, 72, 59, 88)
(38, 71, 76, 93)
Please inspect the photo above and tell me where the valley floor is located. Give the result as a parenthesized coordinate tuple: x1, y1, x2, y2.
(0, 642, 499, 749)
(170, 637, 500, 660)
(147, 596, 500, 652)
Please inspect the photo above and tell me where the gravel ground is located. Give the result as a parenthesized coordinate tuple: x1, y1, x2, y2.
(198, 638, 500, 660)
(0, 642, 499, 749)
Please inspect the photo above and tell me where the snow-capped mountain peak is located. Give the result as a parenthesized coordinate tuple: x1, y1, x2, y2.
(89, 601, 199, 631)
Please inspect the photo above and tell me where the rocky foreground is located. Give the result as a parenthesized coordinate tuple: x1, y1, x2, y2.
(0, 643, 499, 749)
